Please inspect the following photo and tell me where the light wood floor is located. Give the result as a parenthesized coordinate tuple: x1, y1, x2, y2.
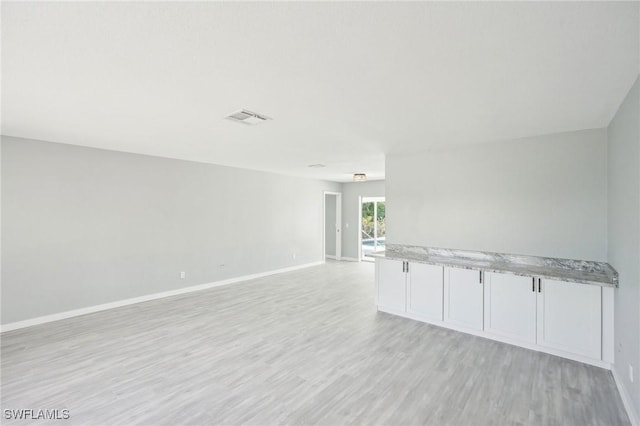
(1, 261, 630, 425)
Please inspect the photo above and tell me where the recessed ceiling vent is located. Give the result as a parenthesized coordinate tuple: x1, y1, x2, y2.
(225, 109, 272, 125)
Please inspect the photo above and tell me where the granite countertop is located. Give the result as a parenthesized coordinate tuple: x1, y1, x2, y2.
(372, 244, 618, 288)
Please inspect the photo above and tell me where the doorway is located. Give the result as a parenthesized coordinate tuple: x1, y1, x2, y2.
(359, 196, 385, 261)
(323, 192, 342, 260)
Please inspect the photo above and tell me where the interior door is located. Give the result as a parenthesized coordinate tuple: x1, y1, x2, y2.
(324, 192, 341, 260)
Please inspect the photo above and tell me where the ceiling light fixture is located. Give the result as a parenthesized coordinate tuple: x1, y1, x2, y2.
(353, 173, 367, 182)
(225, 109, 272, 125)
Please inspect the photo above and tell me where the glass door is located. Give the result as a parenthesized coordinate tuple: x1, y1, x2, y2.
(361, 197, 385, 261)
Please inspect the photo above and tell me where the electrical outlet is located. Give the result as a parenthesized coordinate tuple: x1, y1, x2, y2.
(630, 364, 634, 383)
(180, 271, 186, 279)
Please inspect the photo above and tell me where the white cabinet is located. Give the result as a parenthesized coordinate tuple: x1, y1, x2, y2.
(376, 258, 406, 313)
(483, 273, 602, 359)
(444, 267, 484, 330)
(377, 258, 609, 366)
(484, 272, 537, 344)
(536, 278, 602, 360)
(376, 259, 443, 320)
(407, 262, 444, 321)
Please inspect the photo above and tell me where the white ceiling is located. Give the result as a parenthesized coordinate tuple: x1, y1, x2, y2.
(2, 2, 638, 182)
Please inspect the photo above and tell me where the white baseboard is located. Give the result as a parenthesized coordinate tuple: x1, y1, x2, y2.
(1, 261, 324, 333)
(325, 255, 359, 262)
(612, 366, 640, 426)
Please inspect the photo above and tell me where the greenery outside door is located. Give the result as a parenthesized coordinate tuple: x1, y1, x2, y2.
(361, 197, 385, 261)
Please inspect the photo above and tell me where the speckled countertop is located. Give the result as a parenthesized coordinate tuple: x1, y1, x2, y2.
(372, 244, 618, 288)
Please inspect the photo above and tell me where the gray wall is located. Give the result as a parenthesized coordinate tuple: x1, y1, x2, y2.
(1, 136, 341, 324)
(386, 129, 608, 261)
(607, 76, 640, 419)
(324, 194, 336, 257)
(341, 180, 385, 260)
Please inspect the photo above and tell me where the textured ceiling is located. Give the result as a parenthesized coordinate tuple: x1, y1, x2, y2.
(2, 2, 638, 182)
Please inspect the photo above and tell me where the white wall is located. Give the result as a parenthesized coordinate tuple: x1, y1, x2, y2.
(386, 129, 608, 261)
(1, 136, 341, 325)
(607, 76, 640, 422)
(341, 180, 385, 260)
(324, 194, 337, 257)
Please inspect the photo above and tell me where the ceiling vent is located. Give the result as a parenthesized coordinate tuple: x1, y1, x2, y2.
(225, 109, 272, 125)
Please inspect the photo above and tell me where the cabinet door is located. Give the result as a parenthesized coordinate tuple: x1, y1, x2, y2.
(444, 267, 484, 330)
(407, 263, 444, 321)
(484, 272, 537, 343)
(536, 279, 601, 360)
(376, 258, 406, 313)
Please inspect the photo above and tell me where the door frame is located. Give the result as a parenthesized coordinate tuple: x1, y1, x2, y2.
(323, 191, 342, 261)
(359, 196, 385, 261)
